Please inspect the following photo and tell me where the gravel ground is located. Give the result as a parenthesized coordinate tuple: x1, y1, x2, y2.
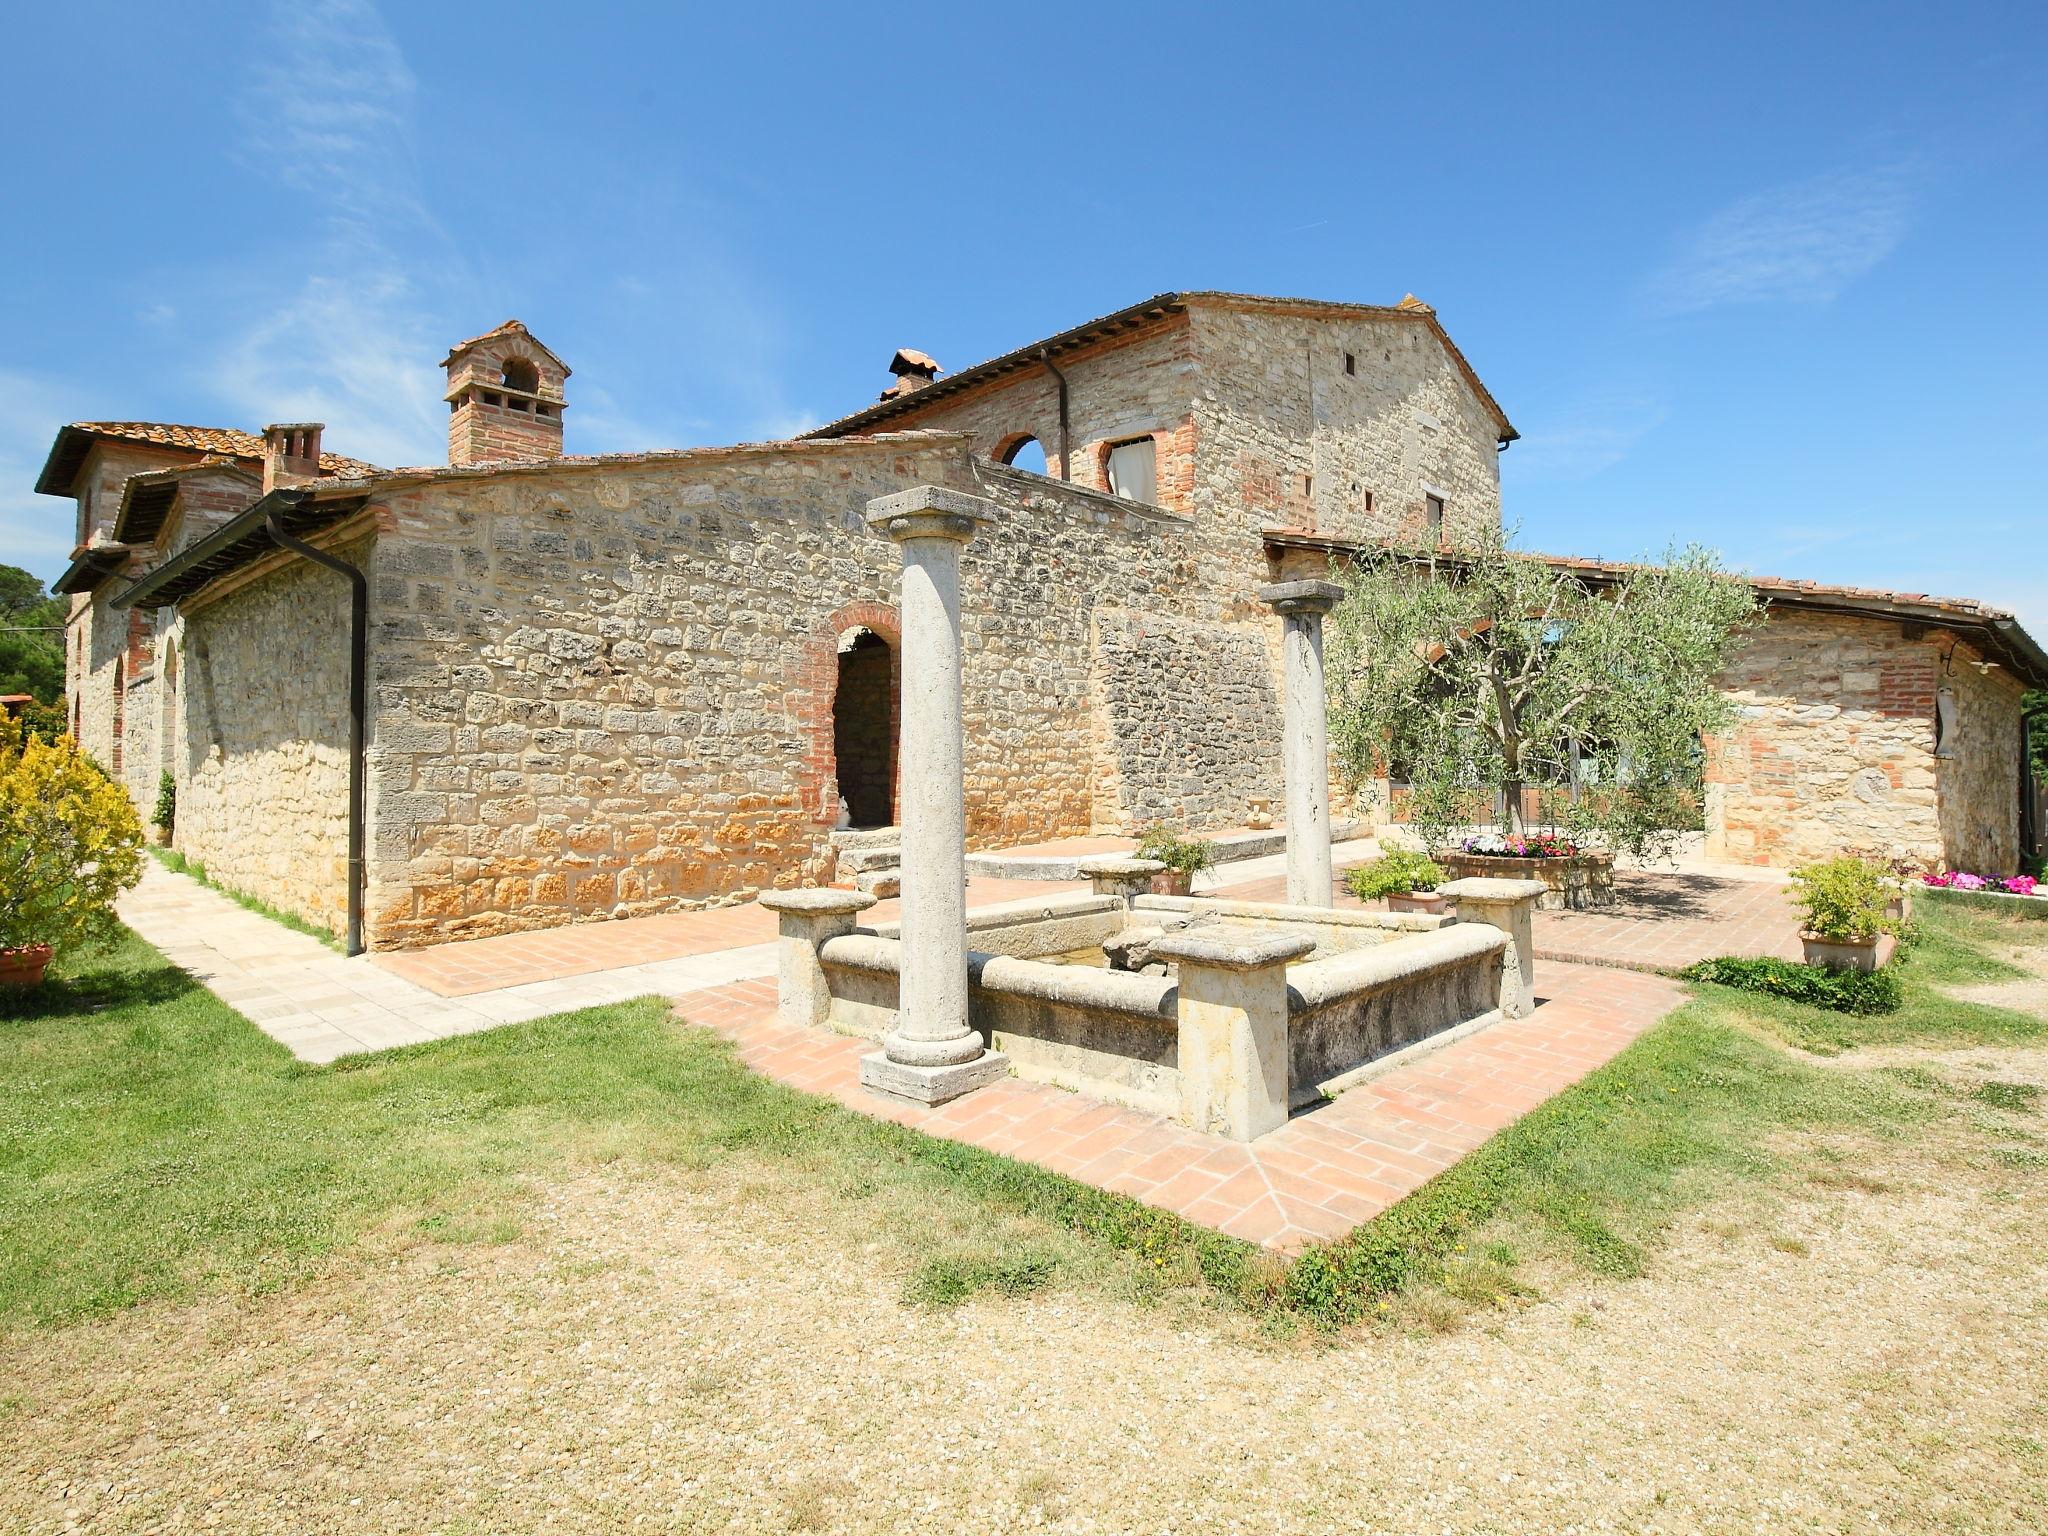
(5, 1089, 2045, 1536)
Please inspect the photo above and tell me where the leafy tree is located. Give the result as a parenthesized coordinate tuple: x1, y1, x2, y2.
(1326, 529, 1760, 858)
(0, 563, 66, 704)
(2025, 690, 2047, 780)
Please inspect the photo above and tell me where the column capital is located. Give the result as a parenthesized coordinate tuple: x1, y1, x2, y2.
(864, 485, 998, 544)
(1257, 579, 1344, 617)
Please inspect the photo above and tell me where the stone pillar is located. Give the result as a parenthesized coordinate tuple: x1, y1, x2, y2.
(1436, 877, 1548, 1019)
(758, 888, 876, 1028)
(1079, 856, 1167, 912)
(1258, 580, 1343, 909)
(1150, 922, 1315, 1141)
(858, 486, 1009, 1106)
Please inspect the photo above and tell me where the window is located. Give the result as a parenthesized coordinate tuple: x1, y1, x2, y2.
(1344, 352, 1356, 376)
(501, 356, 540, 393)
(1934, 685, 1957, 759)
(1105, 437, 1157, 505)
(1424, 492, 1445, 544)
(997, 435, 1048, 475)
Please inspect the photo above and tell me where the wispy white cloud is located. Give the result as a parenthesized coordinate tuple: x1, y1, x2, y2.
(1647, 164, 1917, 316)
(1505, 388, 1667, 481)
(209, 0, 449, 469)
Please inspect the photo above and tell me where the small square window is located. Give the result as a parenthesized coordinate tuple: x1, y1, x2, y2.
(1105, 437, 1158, 505)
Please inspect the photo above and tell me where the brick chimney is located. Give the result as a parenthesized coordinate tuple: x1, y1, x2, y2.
(879, 347, 941, 402)
(261, 423, 324, 492)
(442, 320, 569, 467)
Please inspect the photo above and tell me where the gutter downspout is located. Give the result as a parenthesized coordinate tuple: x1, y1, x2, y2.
(1038, 349, 1071, 479)
(265, 495, 368, 956)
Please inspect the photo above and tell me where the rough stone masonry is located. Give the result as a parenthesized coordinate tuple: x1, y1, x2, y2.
(42, 295, 2045, 948)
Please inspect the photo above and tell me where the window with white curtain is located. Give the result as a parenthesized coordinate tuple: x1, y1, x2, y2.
(1105, 438, 1157, 505)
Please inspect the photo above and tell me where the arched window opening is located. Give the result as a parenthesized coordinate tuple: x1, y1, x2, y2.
(997, 435, 1048, 476)
(500, 356, 540, 394)
(833, 627, 896, 828)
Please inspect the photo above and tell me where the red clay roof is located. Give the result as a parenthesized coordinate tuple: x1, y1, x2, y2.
(35, 422, 382, 496)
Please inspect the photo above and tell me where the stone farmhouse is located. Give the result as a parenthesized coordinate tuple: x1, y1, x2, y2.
(42, 292, 2046, 952)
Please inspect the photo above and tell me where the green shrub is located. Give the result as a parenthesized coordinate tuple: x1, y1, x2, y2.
(1680, 955, 1902, 1015)
(1344, 849, 1445, 900)
(1789, 856, 1893, 942)
(0, 714, 145, 954)
(151, 770, 175, 835)
(1135, 824, 1217, 876)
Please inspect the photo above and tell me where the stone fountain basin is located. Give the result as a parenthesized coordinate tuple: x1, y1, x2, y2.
(821, 891, 1506, 1120)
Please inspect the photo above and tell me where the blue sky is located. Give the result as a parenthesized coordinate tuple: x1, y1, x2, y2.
(3, 1, 2043, 627)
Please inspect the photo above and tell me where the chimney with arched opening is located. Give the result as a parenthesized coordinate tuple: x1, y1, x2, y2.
(442, 320, 570, 467)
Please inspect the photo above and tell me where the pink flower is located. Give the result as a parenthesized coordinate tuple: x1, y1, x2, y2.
(2005, 876, 2039, 896)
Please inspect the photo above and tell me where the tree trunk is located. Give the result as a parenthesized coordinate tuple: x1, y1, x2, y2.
(1502, 777, 1527, 833)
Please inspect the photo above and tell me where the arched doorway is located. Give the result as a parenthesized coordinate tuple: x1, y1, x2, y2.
(832, 627, 896, 827)
(998, 434, 1048, 475)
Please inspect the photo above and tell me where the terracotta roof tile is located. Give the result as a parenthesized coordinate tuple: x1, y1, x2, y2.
(61, 422, 382, 478)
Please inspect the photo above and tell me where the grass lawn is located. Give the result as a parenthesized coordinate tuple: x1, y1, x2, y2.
(2, 895, 2044, 1339)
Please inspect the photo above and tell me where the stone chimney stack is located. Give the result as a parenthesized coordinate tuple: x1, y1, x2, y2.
(442, 320, 569, 467)
(261, 423, 324, 492)
(879, 348, 941, 402)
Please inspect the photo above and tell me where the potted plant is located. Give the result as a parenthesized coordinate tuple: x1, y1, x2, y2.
(0, 716, 146, 987)
(1344, 849, 1448, 913)
(1134, 825, 1217, 897)
(1790, 856, 1896, 973)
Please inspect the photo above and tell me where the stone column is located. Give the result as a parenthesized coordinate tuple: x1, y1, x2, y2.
(858, 486, 1009, 1106)
(1150, 922, 1315, 1141)
(1079, 856, 1167, 912)
(1258, 579, 1344, 909)
(1436, 877, 1548, 1018)
(758, 888, 876, 1028)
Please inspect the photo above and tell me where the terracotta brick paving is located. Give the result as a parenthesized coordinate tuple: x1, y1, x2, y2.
(373, 876, 1078, 997)
(1215, 863, 1800, 976)
(672, 960, 1685, 1252)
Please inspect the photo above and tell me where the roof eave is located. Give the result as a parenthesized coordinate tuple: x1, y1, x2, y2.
(110, 487, 370, 611)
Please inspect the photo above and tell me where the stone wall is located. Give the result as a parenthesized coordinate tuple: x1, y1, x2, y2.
(1939, 646, 2029, 873)
(1185, 303, 1504, 555)
(357, 439, 1212, 947)
(1088, 608, 1282, 829)
(1706, 609, 2026, 871)
(175, 546, 358, 933)
(841, 319, 1201, 513)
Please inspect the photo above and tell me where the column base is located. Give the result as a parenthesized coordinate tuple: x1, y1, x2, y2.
(860, 1048, 1010, 1106)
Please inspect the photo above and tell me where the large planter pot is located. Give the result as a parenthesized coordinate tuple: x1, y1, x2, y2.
(1150, 869, 1195, 897)
(1386, 890, 1448, 914)
(1439, 851, 1615, 910)
(0, 944, 54, 988)
(1801, 932, 1895, 973)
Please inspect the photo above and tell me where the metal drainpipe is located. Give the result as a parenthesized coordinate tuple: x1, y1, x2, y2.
(265, 497, 367, 956)
(1038, 349, 1071, 479)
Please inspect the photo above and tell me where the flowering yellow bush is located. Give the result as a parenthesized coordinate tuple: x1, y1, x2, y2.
(0, 716, 144, 954)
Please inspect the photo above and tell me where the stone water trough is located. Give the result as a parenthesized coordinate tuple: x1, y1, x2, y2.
(762, 864, 1545, 1143)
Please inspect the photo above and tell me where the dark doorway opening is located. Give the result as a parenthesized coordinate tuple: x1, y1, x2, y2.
(833, 628, 895, 828)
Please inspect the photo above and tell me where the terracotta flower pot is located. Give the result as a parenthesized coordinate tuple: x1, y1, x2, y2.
(1150, 869, 1194, 897)
(1387, 890, 1447, 914)
(1800, 932, 1895, 974)
(0, 944, 54, 988)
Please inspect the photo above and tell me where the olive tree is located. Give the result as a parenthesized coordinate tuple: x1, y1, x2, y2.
(1325, 530, 1760, 857)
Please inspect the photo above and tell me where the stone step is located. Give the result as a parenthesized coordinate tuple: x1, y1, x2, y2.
(829, 825, 901, 851)
(853, 869, 902, 898)
(839, 845, 901, 874)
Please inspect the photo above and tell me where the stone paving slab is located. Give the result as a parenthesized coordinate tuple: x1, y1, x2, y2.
(671, 962, 1685, 1252)
(1216, 862, 1802, 975)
